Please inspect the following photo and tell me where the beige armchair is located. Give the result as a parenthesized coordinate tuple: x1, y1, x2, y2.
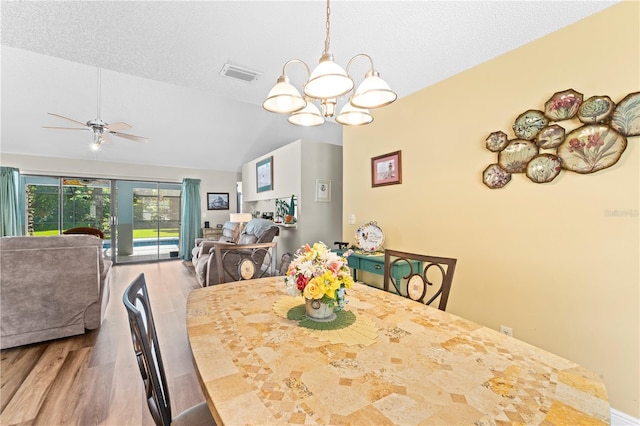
(194, 218, 280, 286)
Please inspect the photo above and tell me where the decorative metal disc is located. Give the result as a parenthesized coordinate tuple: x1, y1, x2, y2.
(485, 131, 508, 152)
(610, 92, 640, 136)
(526, 154, 562, 183)
(513, 110, 548, 140)
(557, 124, 627, 174)
(536, 125, 565, 149)
(578, 95, 615, 124)
(239, 259, 255, 280)
(498, 140, 539, 173)
(544, 89, 583, 121)
(482, 164, 511, 189)
(407, 275, 425, 300)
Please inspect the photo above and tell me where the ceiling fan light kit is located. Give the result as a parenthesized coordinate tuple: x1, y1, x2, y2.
(262, 0, 396, 127)
(44, 69, 148, 150)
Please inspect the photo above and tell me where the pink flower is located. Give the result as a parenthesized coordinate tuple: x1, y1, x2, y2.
(568, 138, 585, 153)
(329, 261, 341, 274)
(586, 134, 604, 149)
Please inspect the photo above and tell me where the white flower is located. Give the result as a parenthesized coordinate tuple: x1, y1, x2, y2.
(285, 280, 298, 297)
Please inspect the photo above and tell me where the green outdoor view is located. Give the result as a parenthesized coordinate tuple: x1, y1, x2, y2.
(26, 177, 180, 240)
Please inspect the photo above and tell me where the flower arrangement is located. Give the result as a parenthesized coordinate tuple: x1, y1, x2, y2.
(285, 242, 354, 308)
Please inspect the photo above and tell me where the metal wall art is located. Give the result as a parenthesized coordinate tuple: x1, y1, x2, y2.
(483, 89, 640, 189)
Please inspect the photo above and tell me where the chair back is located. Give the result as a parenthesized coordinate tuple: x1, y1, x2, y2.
(123, 273, 172, 426)
(215, 242, 277, 283)
(63, 226, 104, 239)
(383, 249, 457, 311)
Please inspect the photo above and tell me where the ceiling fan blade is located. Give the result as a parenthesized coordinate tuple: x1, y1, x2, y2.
(43, 126, 88, 131)
(111, 132, 149, 143)
(48, 112, 88, 127)
(106, 122, 132, 131)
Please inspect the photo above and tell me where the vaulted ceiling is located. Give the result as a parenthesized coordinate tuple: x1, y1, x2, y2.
(1, 1, 618, 172)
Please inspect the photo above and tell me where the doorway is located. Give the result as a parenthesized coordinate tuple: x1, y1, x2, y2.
(112, 180, 181, 263)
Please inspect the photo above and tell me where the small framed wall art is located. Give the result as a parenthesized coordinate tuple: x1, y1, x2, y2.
(207, 192, 229, 210)
(315, 179, 331, 202)
(256, 156, 273, 193)
(371, 150, 402, 187)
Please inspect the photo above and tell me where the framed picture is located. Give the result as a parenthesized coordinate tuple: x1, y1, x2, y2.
(371, 150, 402, 187)
(256, 156, 273, 193)
(207, 192, 229, 210)
(315, 179, 331, 202)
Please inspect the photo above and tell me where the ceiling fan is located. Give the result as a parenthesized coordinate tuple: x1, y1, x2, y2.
(44, 68, 149, 150)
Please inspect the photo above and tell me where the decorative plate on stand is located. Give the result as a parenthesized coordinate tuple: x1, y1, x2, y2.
(355, 222, 385, 252)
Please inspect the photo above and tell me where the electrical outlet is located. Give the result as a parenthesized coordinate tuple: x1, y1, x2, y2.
(499, 325, 513, 337)
(348, 214, 356, 224)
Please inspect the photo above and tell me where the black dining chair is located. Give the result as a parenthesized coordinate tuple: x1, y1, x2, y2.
(383, 249, 457, 311)
(123, 273, 216, 426)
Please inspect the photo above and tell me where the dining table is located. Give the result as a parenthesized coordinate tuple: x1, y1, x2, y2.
(186, 277, 609, 425)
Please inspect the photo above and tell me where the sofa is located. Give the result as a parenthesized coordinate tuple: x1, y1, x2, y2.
(191, 218, 279, 286)
(0, 234, 112, 349)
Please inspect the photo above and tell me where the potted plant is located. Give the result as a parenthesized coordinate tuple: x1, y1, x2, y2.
(275, 198, 288, 223)
(284, 195, 296, 224)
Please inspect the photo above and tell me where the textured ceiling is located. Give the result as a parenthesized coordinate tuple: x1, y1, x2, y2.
(0, 1, 619, 172)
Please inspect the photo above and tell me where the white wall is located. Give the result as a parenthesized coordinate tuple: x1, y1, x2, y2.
(241, 139, 343, 255)
(241, 140, 302, 203)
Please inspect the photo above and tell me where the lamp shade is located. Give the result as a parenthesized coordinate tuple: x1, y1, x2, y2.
(262, 77, 306, 114)
(350, 71, 397, 109)
(336, 101, 373, 126)
(304, 54, 354, 99)
(288, 101, 325, 127)
(230, 213, 252, 223)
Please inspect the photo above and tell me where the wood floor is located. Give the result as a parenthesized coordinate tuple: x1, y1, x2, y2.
(1, 260, 205, 426)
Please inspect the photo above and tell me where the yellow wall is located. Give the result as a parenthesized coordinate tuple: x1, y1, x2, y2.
(343, 2, 639, 417)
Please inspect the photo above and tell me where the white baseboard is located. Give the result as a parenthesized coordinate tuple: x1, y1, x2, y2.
(611, 408, 640, 425)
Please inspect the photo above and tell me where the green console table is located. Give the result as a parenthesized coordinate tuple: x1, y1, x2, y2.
(338, 251, 421, 291)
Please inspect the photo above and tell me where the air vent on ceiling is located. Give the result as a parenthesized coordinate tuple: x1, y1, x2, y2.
(219, 63, 261, 83)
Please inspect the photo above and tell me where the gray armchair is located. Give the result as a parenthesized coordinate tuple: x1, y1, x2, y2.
(200, 219, 280, 286)
(192, 221, 240, 266)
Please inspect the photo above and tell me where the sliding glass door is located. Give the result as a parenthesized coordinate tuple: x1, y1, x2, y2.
(24, 175, 181, 264)
(113, 180, 181, 264)
(25, 176, 111, 237)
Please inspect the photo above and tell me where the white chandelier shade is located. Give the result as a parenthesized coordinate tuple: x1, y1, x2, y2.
(262, 76, 306, 114)
(351, 70, 398, 109)
(336, 100, 373, 126)
(304, 53, 354, 100)
(262, 0, 396, 126)
(288, 100, 325, 127)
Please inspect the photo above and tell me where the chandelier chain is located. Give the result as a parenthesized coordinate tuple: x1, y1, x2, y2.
(324, 0, 331, 54)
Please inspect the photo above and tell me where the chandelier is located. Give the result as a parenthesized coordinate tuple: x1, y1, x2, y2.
(262, 0, 397, 126)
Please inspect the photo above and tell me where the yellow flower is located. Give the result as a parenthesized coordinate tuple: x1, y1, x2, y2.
(303, 277, 325, 299)
(312, 242, 329, 257)
(321, 270, 341, 299)
(340, 274, 354, 289)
